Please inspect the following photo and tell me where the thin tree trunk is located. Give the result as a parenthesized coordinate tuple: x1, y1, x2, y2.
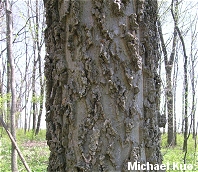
(176, 27, 188, 153)
(190, 24, 197, 139)
(35, 0, 44, 135)
(31, 48, 37, 131)
(6, 52, 11, 126)
(24, 28, 28, 133)
(157, 19, 177, 146)
(181, 87, 185, 133)
(171, 0, 189, 153)
(173, 51, 178, 145)
(0, 70, 3, 126)
(24, 27, 31, 133)
(35, 83, 44, 135)
(157, 0, 178, 146)
(27, 0, 38, 131)
(191, 68, 195, 139)
(182, 46, 188, 153)
(28, 105, 31, 131)
(5, 0, 18, 171)
(44, 0, 163, 171)
(166, 69, 174, 145)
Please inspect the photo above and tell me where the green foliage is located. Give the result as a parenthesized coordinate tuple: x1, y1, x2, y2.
(0, 128, 49, 172)
(161, 134, 198, 171)
(0, 132, 11, 171)
(1, 130, 197, 171)
(0, 93, 11, 109)
(31, 95, 44, 104)
(17, 129, 46, 142)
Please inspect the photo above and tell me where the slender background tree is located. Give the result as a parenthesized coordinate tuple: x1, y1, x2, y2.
(5, 0, 18, 170)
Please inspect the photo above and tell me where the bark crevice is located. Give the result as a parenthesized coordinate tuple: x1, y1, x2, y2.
(44, 0, 163, 171)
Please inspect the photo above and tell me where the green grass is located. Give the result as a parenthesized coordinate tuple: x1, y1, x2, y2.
(161, 134, 198, 171)
(0, 128, 49, 172)
(1, 128, 198, 171)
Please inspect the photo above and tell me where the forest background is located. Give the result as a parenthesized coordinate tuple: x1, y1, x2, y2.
(0, 0, 198, 171)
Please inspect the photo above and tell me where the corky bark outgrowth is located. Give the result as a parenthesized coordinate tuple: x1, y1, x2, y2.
(44, 0, 162, 171)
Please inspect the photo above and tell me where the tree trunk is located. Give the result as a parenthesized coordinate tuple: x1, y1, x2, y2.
(44, 0, 162, 171)
(166, 68, 174, 145)
(191, 60, 196, 140)
(157, 0, 178, 146)
(24, 28, 28, 133)
(170, 0, 189, 152)
(5, 0, 18, 171)
(35, 0, 45, 135)
(28, 0, 38, 131)
(31, 45, 37, 131)
(0, 70, 3, 126)
(6, 50, 11, 126)
(173, 53, 178, 146)
(182, 41, 188, 153)
(190, 30, 196, 139)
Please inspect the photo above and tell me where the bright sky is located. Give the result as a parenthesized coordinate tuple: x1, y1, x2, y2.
(158, 0, 198, 132)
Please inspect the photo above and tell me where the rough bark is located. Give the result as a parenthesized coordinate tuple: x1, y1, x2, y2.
(44, 0, 162, 171)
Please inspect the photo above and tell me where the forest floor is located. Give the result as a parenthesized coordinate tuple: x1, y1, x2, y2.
(0, 129, 49, 172)
(161, 134, 198, 171)
(0, 129, 198, 171)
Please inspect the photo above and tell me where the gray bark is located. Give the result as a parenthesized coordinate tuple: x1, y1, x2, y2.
(44, 0, 162, 171)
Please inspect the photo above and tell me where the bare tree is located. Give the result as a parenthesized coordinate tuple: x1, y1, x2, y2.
(24, 26, 31, 133)
(1, 0, 45, 134)
(157, 0, 178, 146)
(173, 46, 179, 145)
(169, 0, 192, 156)
(31, 30, 37, 131)
(35, 0, 45, 135)
(24, 0, 45, 132)
(189, 16, 198, 139)
(5, 0, 18, 171)
(0, 0, 4, 126)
